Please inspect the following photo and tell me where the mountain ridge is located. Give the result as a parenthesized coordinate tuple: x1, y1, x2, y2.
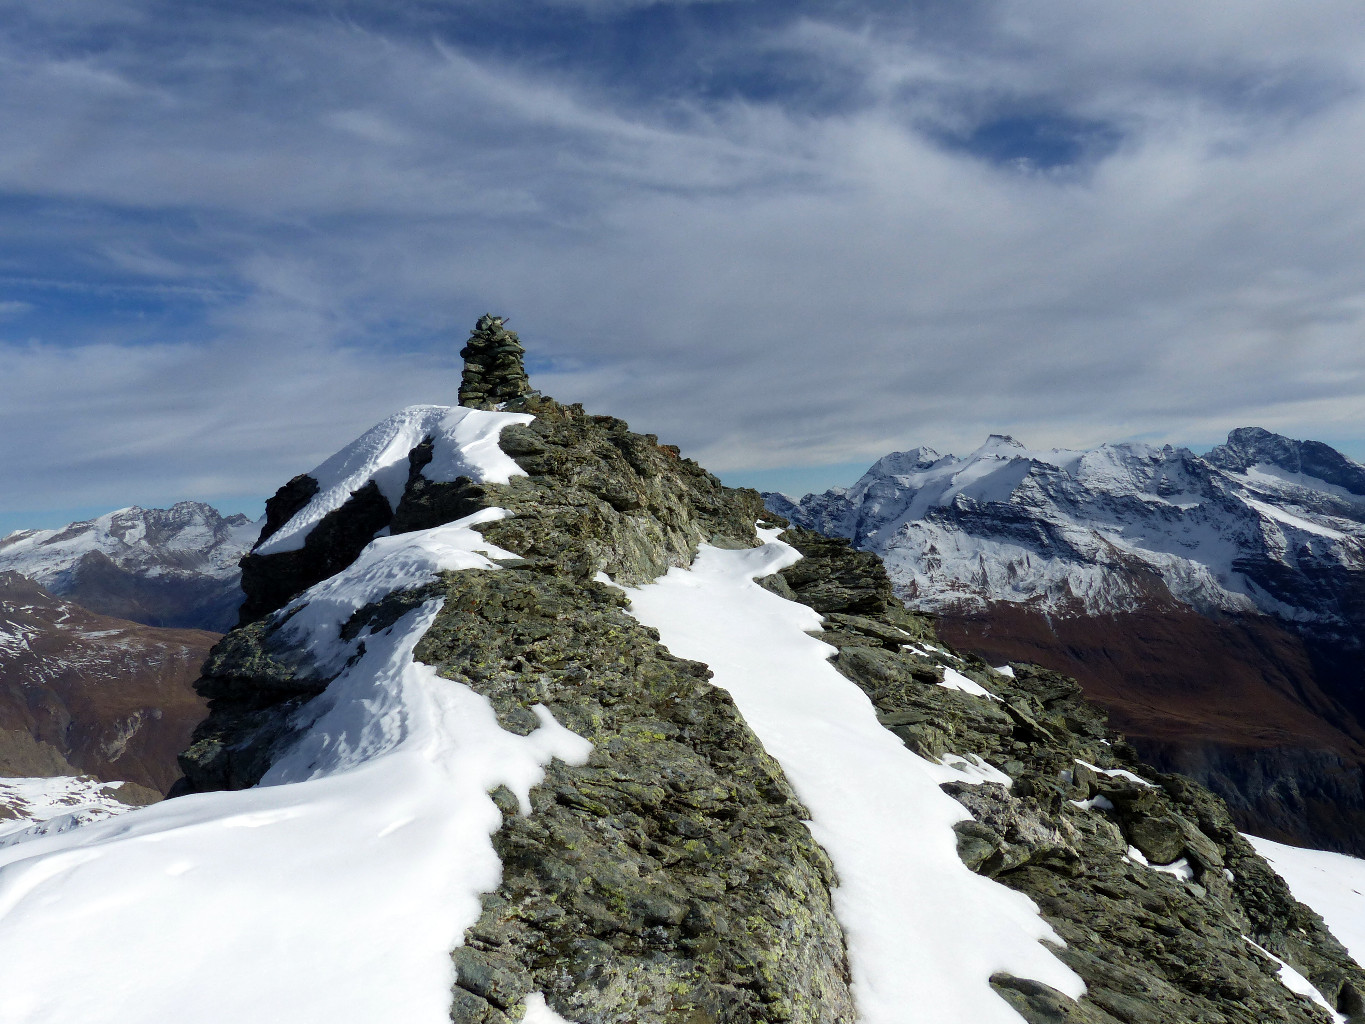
(3, 322, 1365, 1023)
(766, 426, 1365, 854)
(0, 501, 261, 632)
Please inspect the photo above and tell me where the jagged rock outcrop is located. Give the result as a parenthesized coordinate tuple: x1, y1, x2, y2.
(179, 358, 855, 1020)
(174, 319, 1365, 1023)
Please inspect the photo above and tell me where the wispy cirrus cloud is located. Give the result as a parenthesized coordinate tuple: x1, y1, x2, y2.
(3, 0, 1365, 527)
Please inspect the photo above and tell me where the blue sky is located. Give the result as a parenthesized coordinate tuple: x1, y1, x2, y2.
(4, 0, 1365, 533)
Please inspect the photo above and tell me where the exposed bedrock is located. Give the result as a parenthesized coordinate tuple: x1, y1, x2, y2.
(937, 600, 1365, 855)
(767, 524, 1365, 1024)
(418, 569, 854, 1024)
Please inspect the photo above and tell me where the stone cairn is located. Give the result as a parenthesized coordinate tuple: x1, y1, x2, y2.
(458, 313, 533, 408)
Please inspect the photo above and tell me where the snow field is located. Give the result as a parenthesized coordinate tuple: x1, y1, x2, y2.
(1248, 836, 1365, 970)
(0, 408, 596, 1024)
(620, 528, 1085, 1024)
(0, 777, 138, 846)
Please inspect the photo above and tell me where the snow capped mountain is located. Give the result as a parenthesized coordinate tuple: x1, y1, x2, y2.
(0, 502, 261, 631)
(768, 428, 1365, 856)
(3, 322, 1364, 1024)
(767, 429, 1365, 623)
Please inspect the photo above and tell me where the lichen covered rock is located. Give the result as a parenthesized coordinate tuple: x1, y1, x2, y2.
(415, 569, 854, 1024)
(768, 521, 1365, 1024)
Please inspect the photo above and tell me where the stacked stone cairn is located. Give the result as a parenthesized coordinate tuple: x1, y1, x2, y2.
(458, 313, 533, 408)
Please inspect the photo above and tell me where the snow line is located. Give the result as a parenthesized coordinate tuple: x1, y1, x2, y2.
(1248, 836, 1365, 972)
(620, 528, 1084, 1024)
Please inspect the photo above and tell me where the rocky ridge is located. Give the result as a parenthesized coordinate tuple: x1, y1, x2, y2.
(174, 320, 1365, 1023)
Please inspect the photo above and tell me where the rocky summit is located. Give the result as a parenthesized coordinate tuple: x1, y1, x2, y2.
(2, 317, 1364, 1024)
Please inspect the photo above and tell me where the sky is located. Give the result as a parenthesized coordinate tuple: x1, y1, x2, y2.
(3, 0, 1365, 533)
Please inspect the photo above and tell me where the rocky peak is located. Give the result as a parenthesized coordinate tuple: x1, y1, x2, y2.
(1208, 427, 1365, 497)
(458, 313, 533, 409)
(159, 320, 1365, 1024)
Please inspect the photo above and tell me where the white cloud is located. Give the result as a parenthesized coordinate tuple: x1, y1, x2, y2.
(4, 0, 1365, 516)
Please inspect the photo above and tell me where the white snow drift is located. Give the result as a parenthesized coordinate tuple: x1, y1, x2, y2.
(0, 409, 589, 1024)
(620, 528, 1085, 1024)
(256, 404, 532, 556)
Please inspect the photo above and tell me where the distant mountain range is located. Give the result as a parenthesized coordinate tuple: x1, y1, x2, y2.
(768, 427, 1365, 854)
(0, 501, 260, 632)
(0, 502, 257, 802)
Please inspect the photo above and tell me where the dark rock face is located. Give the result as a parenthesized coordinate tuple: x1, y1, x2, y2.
(459, 314, 533, 409)
(1208, 426, 1365, 496)
(766, 526, 1365, 1024)
(237, 478, 392, 624)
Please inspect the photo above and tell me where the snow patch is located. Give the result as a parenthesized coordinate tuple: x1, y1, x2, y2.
(619, 528, 1084, 1024)
(1076, 759, 1154, 788)
(941, 665, 1001, 700)
(1243, 936, 1347, 1023)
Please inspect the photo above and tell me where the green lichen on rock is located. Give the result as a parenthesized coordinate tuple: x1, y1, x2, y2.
(414, 568, 855, 1024)
(768, 522, 1365, 1024)
(397, 393, 764, 585)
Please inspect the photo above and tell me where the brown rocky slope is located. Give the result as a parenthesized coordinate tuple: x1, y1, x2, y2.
(0, 571, 212, 794)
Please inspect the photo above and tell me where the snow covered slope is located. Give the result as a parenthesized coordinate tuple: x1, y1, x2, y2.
(768, 428, 1365, 856)
(0, 412, 588, 1024)
(0, 502, 261, 631)
(767, 428, 1365, 623)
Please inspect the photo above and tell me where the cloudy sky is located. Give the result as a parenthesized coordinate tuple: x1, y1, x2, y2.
(3, 0, 1365, 532)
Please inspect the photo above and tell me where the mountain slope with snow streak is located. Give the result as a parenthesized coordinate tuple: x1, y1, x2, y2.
(620, 531, 1084, 1024)
(768, 428, 1365, 856)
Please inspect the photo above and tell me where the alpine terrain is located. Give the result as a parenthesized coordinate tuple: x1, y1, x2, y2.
(0, 501, 261, 632)
(766, 431, 1365, 855)
(1, 317, 1364, 1024)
